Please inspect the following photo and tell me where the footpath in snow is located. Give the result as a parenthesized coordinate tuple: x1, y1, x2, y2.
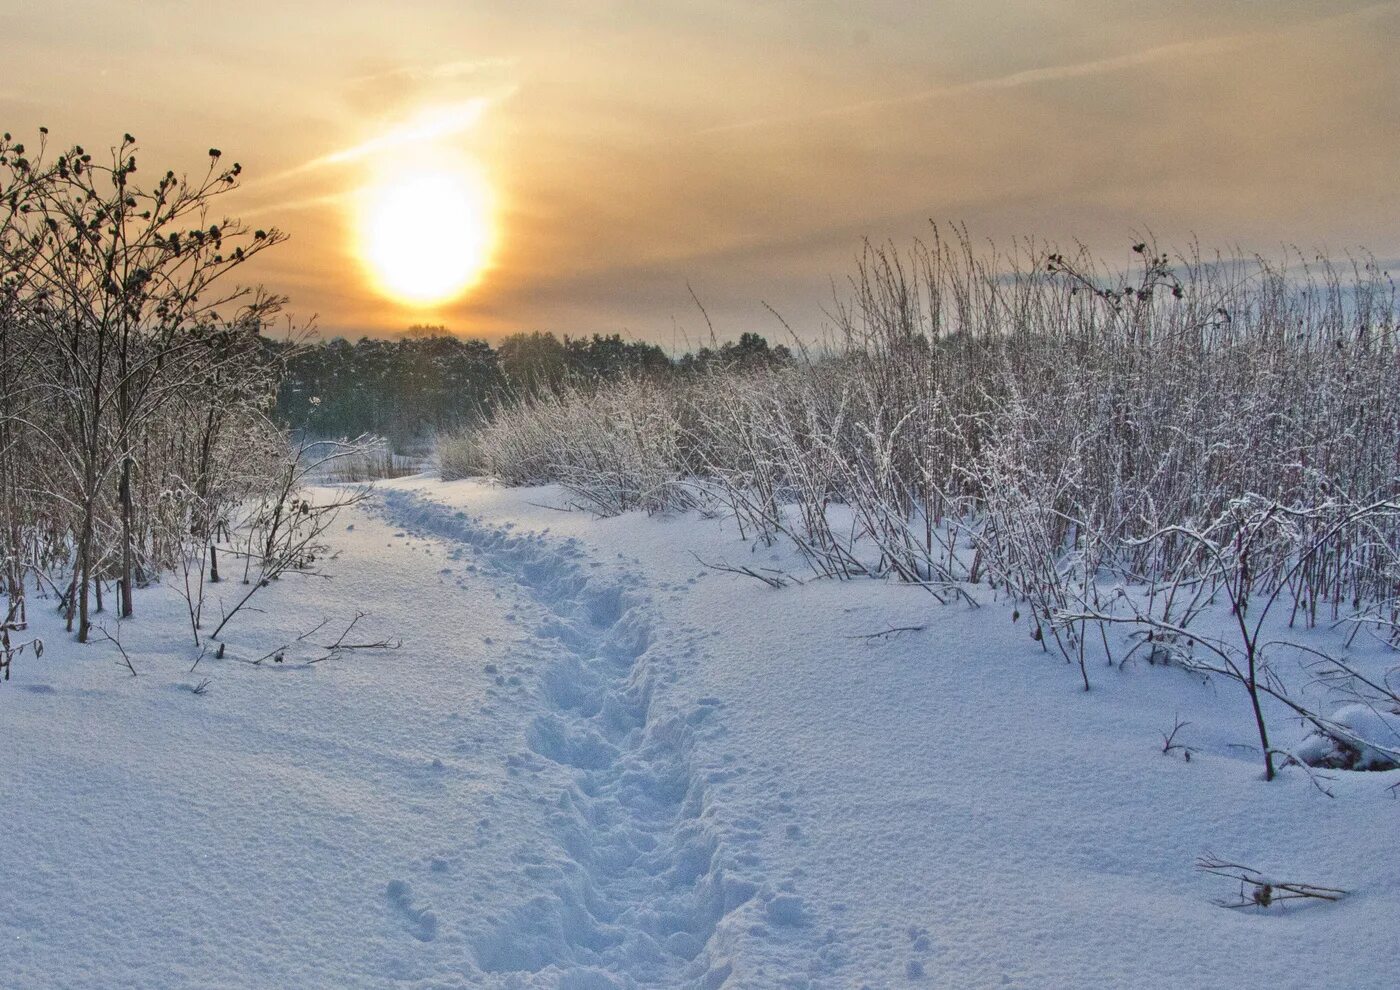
(3, 476, 1398, 989)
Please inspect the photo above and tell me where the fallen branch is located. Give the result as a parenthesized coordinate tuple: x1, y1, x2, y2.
(846, 624, 928, 642)
(250, 618, 329, 665)
(691, 552, 797, 589)
(308, 611, 402, 663)
(1196, 855, 1347, 909)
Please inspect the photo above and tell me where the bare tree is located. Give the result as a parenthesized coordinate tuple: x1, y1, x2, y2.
(0, 131, 285, 641)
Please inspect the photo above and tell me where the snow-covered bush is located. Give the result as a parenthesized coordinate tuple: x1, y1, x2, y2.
(437, 426, 486, 481)
(0, 130, 297, 657)
(311, 437, 418, 483)
(461, 230, 1400, 773)
(467, 230, 1399, 609)
(464, 379, 698, 515)
(1296, 704, 1400, 771)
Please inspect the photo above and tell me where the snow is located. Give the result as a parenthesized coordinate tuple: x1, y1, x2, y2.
(1296, 704, 1400, 771)
(3, 475, 1398, 988)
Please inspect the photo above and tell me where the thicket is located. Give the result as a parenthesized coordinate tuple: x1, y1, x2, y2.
(448, 230, 1400, 781)
(0, 126, 792, 680)
(0, 130, 343, 668)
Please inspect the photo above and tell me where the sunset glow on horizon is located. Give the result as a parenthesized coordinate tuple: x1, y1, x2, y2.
(6, 0, 1397, 341)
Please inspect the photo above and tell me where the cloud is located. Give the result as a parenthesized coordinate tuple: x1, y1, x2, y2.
(240, 190, 350, 220)
(297, 99, 491, 170)
(347, 57, 517, 86)
(260, 92, 513, 185)
(693, 0, 1400, 137)
(341, 55, 517, 118)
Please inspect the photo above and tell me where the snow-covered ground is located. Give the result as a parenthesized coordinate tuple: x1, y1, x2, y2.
(3, 477, 1397, 989)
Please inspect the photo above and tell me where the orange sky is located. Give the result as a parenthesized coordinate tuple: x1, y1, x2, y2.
(5, 0, 1398, 344)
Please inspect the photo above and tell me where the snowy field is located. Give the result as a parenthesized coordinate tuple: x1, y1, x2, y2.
(3, 476, 1397, 989)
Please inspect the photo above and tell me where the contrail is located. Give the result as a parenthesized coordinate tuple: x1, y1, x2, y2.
(248, 86, 515, 192)
(240, 191, 350, 220)
(269, 98, 494, 182)
(694, 1, 1400, 137)
(346, 57, 516, 85)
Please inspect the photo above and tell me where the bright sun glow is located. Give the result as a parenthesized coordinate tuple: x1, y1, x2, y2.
(358, 165, 494, 306)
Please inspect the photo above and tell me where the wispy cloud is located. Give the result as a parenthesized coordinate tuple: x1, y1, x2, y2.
(258, 90, 514, 188)
(694, 1, 1400, 137)
(241, 191, 350, 220)
(348, 57, 516, 86)
(274, 98, 494, 179)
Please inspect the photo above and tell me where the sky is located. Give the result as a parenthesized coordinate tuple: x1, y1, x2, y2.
(4, 0, 1397, 344)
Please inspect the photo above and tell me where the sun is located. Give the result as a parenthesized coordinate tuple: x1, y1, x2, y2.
(357, 165, 494, 307)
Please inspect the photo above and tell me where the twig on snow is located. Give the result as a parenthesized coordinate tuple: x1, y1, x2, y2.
(846, 624, 928, 642)
(691, 551, 797, 589)
(1196, 855, 1346, 909)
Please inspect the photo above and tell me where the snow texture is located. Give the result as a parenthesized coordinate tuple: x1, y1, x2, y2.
(3, 476, 1398, 988)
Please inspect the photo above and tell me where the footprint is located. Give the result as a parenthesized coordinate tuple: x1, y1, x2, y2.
(765, 893, 810, 927)
(385, 879, 438, 942)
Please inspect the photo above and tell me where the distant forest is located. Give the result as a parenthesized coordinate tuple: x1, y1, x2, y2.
(274, 326, 791, 442)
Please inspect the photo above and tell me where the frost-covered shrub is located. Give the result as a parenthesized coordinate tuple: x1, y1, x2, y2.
(470, 233, 1399, 608)
(437, 427, 486, 481)
(0, 131, 293, 647)
(462, 232, 1400, 738)
(1296, 705, 1400, 771)
(312, 438, 418, 483)
(458, 379, 697, 515)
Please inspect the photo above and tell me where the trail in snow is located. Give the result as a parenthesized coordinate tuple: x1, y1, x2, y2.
(6, 478, 1400, 989)
(4, 487, 797, 989)
(375, 489, 767, 986)
(383, 479, 1400, 990)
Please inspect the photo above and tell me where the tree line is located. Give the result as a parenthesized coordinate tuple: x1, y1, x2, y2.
(274, 327, 791, 443)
